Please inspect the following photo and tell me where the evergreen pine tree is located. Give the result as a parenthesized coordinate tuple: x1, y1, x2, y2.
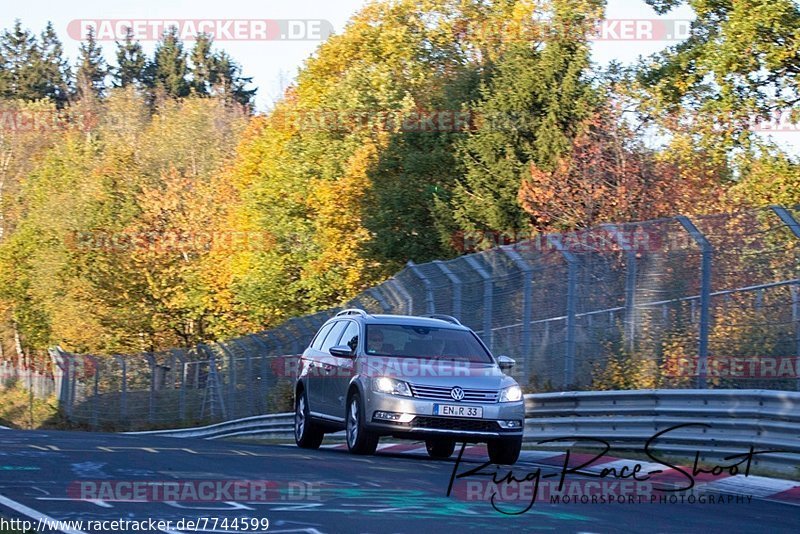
(75, 27, 106, 100)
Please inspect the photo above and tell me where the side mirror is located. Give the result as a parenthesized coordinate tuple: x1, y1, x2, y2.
(497, 355, 515, 370)
(330, 345, 355, 358)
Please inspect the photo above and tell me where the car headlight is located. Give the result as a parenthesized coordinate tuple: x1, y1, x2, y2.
(372, 377, 412, 397)
(499, 385, 522, 402)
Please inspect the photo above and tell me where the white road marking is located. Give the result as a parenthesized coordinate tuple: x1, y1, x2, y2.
(0, 494, 88, 534)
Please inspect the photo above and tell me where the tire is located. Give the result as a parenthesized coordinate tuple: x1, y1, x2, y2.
(345, 392, 379, 455)
(487, 437, 522, 465)
(425, 438, 456, 459)
(294, 389, 324, 449)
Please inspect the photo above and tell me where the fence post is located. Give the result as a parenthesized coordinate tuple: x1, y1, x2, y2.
(219, 343, 236, 419)
(464, 255, 493, 350)
(144, 353, 156, 425)
(48, 348, 70, 416)
(386, 278, 413, 315)
(547, 235, 577, 389)
(407, 261, 435, 314)
(676, 215, 712, 389)
(85, 355, 99, 430)
(248, 334, 273, 412)
(171, 349, 187, 422)
(605, 225, 637, 352)
(501, 246, 533, 380)
(433, 260, 462, 320)
(770, 205, 800, 238)
(114, 355, 128, 422)
(368, 287, 393, 313)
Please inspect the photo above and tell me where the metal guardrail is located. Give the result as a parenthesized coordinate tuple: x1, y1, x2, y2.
(127, 389, 800, 473)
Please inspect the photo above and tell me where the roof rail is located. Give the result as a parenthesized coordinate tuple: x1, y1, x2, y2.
(425, 314, 462, 325)
(336, 308, 369, 318)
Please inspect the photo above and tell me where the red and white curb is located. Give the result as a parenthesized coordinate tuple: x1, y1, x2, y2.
(316, 442, 800, 505)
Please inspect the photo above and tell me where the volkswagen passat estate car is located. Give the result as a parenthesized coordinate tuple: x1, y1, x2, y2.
(293, 309, 525, 464)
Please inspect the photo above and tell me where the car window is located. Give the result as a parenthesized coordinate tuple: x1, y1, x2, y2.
(339, 321, 360, 352)
(311, 322, 335, 350)
(320, 321, 348, 352)
(364, 324, 493, 363)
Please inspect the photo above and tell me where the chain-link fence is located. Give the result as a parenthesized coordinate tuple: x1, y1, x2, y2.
(37, 206, 800, 429)
(0, 360, 55, 398)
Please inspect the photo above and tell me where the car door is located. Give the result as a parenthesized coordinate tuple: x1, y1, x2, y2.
(314, 320, 348, 417)
(304, 321, 338, 413)
(328, 320, 360, 417)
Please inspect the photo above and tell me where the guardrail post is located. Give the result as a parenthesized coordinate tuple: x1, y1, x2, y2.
(406, 260, 435, 314)
(464, 255, 493, 350)
(433, 260, 462, 320)
(547, 235, 577, 388)
(676, 215, 713, 389)
(501, 246, 533, 379)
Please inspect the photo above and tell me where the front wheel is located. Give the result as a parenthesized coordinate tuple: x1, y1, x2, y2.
(487, 437, 522, 465)
(425, 439, 456, 458)
(346, 392, 379, 455)
(295, 389, 324, 449)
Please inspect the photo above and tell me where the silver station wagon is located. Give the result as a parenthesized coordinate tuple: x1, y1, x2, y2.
(293, 309, 525, 464)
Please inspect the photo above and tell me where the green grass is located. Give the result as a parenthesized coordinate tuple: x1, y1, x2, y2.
(0, 382, 62, 429)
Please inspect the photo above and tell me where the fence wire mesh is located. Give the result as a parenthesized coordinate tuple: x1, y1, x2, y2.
(15, 206, 798, 430)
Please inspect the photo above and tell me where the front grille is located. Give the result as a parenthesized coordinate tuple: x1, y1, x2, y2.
(409, 383, 499, 402)
(411, 416, 500, 432)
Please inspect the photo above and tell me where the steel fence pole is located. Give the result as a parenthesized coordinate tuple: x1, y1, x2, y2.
(114, 355, 128, 422)
(433, 260, 462, 320)
(605, 225, 637, 352)
(407, 261, 435, 314)
(368, 287, 393, 313)
(386, 278, 413, 315)
(171, 349, 187, 422)
(464, 255, 493, 350)
(676, 216, 713, 389)
(770, 205, 800, 238)
(144, 353, 157, 425)
(501, 246, 533, 379)
(547, 235, 577, 388)
(249, 334, 272, 411)
(85, 355, 99, 429)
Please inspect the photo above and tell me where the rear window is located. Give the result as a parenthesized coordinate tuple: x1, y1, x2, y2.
(364, 324, 492, 363)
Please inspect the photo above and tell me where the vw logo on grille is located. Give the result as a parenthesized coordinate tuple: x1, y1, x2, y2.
(450, 387, 465, 401)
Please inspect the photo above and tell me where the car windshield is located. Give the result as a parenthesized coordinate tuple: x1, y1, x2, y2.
(364, 324, 493, 363)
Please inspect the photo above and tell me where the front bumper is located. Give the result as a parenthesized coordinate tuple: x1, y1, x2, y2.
(364, 390, 525, 440)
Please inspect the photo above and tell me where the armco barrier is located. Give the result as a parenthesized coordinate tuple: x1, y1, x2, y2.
(128, 389, 800, 474)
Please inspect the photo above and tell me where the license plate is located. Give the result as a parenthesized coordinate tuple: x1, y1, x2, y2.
(433, 404, 483, 418)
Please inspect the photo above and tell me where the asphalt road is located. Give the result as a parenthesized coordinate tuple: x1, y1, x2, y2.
(0, 429, 797, 534)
